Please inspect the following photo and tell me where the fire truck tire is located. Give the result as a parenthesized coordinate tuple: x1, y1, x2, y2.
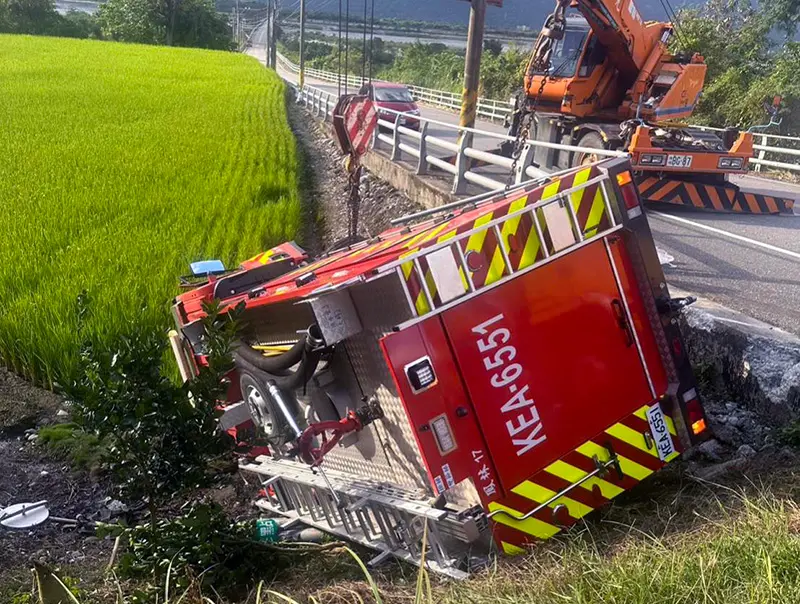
(240, 370, 286, 441)
(574, 132, 604, 167)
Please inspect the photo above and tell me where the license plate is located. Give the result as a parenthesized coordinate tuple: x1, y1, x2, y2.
(646, 402, 676, 461)
(666, 154, 692, 168)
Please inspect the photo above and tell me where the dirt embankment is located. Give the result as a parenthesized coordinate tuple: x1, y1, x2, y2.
(286, 96, 422, 252)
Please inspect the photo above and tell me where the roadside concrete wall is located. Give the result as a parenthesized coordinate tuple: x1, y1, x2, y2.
(361, 150, 456, 210)
(679, 293, 800, 426)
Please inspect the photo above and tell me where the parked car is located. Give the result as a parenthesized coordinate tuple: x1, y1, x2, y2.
(358, 82, 421, 130)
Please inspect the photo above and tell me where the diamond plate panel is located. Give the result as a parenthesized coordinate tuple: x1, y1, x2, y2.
(320, 275, 433, 493)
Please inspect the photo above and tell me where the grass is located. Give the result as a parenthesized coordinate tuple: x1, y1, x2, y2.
(11, 463, 800, 602)
(0, 35, 302, 385)
(37, 423, 106, 472)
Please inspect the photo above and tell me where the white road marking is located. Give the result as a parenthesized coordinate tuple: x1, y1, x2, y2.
(650, 211, 800, 262)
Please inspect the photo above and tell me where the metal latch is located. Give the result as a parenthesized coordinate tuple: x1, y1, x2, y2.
(657, 296, 697, 314)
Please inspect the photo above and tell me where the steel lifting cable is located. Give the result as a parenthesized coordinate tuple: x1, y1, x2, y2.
(337, 0, 343, 96)
(345, 0, 350, 94)
(368, 0, 375, 82)
(361, 0, 368, 82)
(658, 0, 686, 47)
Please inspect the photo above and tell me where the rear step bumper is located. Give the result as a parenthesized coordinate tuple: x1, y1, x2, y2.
(637, 175, 795, 215)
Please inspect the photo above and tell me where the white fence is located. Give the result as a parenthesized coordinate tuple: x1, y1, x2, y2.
(278, 52, 800, 174)
(277, 53, 511, 123)
(293, 82, 624, 195)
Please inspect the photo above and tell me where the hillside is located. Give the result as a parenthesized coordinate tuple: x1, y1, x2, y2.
(302, 0, 696, 30)
(0, 35, 301, 384)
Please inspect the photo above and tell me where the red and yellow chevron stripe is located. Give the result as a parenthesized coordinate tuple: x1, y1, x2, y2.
(400, 166, 612, 316)
(637, 176, 795, 215)
(489, 403, 680, 554)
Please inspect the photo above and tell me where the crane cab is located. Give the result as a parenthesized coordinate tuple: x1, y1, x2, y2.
(524, 16, 619, 118)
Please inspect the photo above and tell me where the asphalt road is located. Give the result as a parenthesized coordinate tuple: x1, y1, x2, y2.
(249, 43, 800, 335)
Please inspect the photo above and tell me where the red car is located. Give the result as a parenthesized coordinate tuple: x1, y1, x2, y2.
(358, 82, 421, 130)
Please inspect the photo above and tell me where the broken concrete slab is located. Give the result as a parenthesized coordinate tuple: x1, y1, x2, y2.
(676, 289, 800, 426)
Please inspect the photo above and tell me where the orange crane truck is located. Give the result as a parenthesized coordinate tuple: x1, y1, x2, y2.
(170, 156, 710, 577)
(504, 0, 794, 214)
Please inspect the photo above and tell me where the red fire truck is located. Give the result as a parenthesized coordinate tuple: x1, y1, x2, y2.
(170, 156, 708, 577)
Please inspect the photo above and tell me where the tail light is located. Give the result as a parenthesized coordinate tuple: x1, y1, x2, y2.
(685, 397, 707, 435)
(616, 171, 643, 219)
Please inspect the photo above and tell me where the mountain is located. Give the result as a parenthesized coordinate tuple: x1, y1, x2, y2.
(303, 0, 696, 30)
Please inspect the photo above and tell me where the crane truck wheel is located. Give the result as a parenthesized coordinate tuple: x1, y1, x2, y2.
(240, 370, 286, 442)
(573, 132, 604, 167)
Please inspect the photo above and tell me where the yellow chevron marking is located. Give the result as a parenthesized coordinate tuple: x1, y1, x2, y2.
(583, 188, 607, 238)
(485, 196, 529, 282)
(417, 223, 450, 246)
(606, 423, 659, 458)
(401, 260, 414, 279)
(518, 183, 559, 270)
(569, 168, 591, 215)
(542, 180, 561, 201)
(488, 502, 561, 539)
(633, 404, 678, 436)
(501, 541, 528, 555)
(462, 213, 494, 282)
(414, 290, 431, 315)
(545, 459, 624, 499)
(483, 198, 529, 285)
(512, 480, 594, 520)
(576, 441, 653, 482)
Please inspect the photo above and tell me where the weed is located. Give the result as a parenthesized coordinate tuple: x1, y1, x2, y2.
(36, 423, 106, 473)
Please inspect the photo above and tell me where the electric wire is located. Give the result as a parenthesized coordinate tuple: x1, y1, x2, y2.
(368, 0, 375, 82)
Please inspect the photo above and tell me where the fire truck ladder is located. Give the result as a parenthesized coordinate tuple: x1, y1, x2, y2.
(240, 456, 486, 579)
(378, 171, 622, 324)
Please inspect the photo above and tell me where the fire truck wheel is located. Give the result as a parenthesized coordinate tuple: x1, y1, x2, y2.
(574, 132, 604, 167)
(240, 370, 283, 441)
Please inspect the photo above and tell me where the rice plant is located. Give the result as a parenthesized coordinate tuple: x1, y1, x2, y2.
(0, 35, 302, 385)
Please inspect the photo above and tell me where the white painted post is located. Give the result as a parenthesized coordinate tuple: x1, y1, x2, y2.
(452, 132, 472, 194)
(391, 114, 402, 161)
(417, 122, 429, 175)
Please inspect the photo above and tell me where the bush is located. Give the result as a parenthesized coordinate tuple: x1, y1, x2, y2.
(65, 298, 243, 517)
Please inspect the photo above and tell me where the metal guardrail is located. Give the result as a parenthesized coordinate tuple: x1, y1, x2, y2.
(278, 52, 800, 175)
(277, 52, 511, 123)
(665, 126, 800, 174)
(293, 81, 625, 195)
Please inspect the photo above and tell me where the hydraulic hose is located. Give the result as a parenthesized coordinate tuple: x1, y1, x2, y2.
(235, 334, 306, 373)
(234, 324, 327, 391)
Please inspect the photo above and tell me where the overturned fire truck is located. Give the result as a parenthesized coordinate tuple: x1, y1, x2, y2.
(170, 156, 709, 578)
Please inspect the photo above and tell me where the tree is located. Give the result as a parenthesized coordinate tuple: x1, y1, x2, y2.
(97, 0, 233, 49)
(674, 0, 800, 133)
(0, 0, 63, 34)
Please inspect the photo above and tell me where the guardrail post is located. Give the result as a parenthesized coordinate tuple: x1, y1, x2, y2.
(372, 122, 380, 150)
(452, 132, 472, 194)
(755, 134, 767, 172)
(514, 143, 536, 184)
(391, 114, 402, 161)
(416, 122, 429, 175)
(324, 95, 331, 121)
(314, 90, 322, 116)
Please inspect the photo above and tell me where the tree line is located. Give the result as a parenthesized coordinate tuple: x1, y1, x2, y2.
(283, 0, 800, 134)
(0, 0, 234, 50)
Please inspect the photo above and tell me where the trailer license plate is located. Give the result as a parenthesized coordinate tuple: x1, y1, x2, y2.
(666, 154, 692, 168)
(646, 402, 676, 461)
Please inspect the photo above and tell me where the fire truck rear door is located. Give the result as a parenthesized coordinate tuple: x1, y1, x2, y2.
(441, 237, 659, 493)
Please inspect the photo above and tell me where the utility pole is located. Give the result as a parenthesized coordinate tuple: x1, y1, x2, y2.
(459, 0, 486, 131)
(270, 0, 279, 68)
(299, 0, 306, 87)
(265, 0, 272, 65)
